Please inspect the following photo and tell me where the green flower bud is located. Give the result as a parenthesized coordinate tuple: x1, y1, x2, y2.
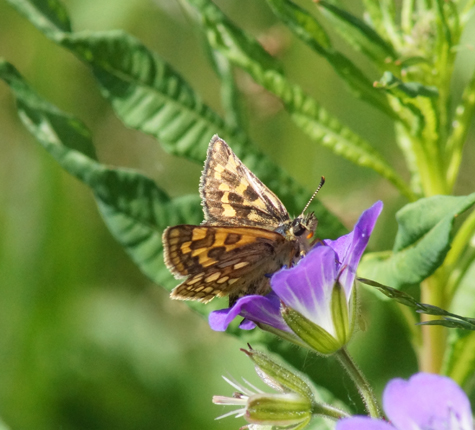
(246, 393, 312, 427)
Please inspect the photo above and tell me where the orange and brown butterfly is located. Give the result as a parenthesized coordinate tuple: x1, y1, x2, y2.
(162, 135, 324, 306)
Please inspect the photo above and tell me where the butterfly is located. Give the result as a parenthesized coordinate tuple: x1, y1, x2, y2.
(162, 135, 324, 306)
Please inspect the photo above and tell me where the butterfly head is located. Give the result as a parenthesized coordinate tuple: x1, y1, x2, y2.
(291, 212, 318, 239)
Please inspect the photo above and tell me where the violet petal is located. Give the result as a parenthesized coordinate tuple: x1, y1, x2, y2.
(271, 246, 339, 336)
(337, 417, 394, 430)
(325, 201, 383, 295)
(383, 373, 473, 430)
(208, 292, 289, 333)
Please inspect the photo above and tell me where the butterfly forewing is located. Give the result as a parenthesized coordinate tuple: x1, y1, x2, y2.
(163, 224, 290, 303)
(200, 136, 290, 230)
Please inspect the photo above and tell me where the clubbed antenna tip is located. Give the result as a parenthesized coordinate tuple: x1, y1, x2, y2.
(301, 176, 325, 216)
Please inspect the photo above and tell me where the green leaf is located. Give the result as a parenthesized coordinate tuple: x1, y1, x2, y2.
(187, 0, 414, 201)
(0, 56, 358, 410)
(375, 71, 439, 99)
(316, 1, 396, 65)
(0, 417, 11, 430)
(265, 0, 395, 118)
(361, 0, 386, 38)
(6, 0, 71, 34)
(204, 44, 245, 131)
(393, 194, 475, 252)
(6, 0, 346, 238)
(358, 277, 475, 330)
(60, 30, 228, 163)
(359, 194, 475, 289)
(266, 0, 331, 53)
(0, 59, 202, 292)
(446, 67, 475, 189)
(59, 30, 343, 236)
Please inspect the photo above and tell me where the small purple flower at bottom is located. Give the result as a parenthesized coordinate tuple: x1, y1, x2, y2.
(337, 373, 473, 430)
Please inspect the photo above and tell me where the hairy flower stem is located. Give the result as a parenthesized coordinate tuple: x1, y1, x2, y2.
(335, 347, 382, 419)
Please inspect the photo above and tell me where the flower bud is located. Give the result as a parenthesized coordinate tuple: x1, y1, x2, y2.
(241, 346, 314, 400)
(246, 393, 312, 427)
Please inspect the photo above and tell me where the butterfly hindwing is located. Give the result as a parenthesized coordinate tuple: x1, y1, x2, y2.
(163, 224, 290, 303)
(200, 135, 290, 230)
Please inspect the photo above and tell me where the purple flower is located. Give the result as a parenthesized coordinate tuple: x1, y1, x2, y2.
(337, 373, 473, 430)
(208, 201, 383, 352)
(271, 201, 383, 352)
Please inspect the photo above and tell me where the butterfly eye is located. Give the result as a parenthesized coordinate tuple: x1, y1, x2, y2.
(292, 222, 306, 236)
(307, 232, 314, 240)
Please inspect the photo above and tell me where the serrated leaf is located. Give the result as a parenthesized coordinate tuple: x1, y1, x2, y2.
(59, 30, 344, 237)
(265, 0, 395, 117)
(316, 0, 396, 64)
(362, 0, 386, 37)
(0, 59, 203, 291)
(205, 44, 245, 131)
(6, 0, 71, 34)
(359, 194, 475, 289)
(419, 319, 475, 330)
(375, 71, 439, 99)
(187, 0, 414, 201)
(359, 277, 475, 330)
(6, 0, 346, 239)
(266, 0, 331, 52)
(1, 58, 356, 405)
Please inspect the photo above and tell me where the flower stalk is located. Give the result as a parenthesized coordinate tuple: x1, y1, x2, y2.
(335, 348, 382, 419)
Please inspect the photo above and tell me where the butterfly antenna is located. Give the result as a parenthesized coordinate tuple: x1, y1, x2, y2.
(301, 176, 325, 216)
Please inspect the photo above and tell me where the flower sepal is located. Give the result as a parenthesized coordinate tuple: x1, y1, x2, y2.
(241, 346, 314, 400)
(331, 282, 352, 347)
(246, 392, 312, 428)
(282, 303, 343, 355)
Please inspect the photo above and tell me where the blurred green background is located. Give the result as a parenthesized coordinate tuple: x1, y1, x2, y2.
(1, 0, 474, 429)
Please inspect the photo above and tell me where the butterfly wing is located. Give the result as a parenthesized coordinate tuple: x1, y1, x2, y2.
(200, 135, 290, 230)
(163, 224, 292, 303)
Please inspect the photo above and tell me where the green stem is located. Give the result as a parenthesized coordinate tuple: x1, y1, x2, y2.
(447, 209, 475, 266)
(420, 273, 447, 373)
(446, 248, 475, 302)
(335, 348, 382, 418)
(396, 302, 422, 358)
(412, 136, 447, 196)
(446, 68, 475, 190)
(312, 403, 351, 420)
(444, 214, 475, 302)
(401, 0, 415, 34)
(446, 332, 475, 386)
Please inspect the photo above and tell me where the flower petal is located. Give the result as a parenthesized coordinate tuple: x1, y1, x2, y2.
(324, 201, 383, 295)
(208, 292, 289, 333)
(383, 373, 473, 430)
(336, 417, 394, 430)
(271, 246, 339, 336)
